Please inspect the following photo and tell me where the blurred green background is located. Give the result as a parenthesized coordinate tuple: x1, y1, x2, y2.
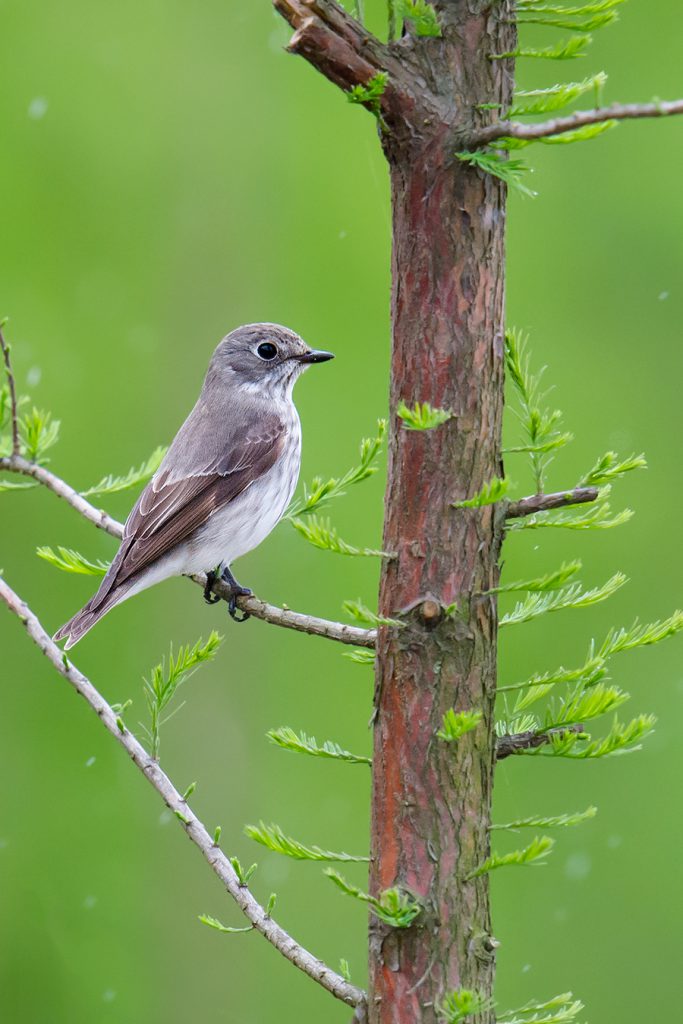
(1, 2, 681, 1021)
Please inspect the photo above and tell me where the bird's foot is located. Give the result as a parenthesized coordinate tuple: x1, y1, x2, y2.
(221, 566, 252, 623)
(203, 569, 222, 605)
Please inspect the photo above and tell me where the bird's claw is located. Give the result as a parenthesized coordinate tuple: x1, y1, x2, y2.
(203, 570, 221, 605)
(228, 593, 251, 623)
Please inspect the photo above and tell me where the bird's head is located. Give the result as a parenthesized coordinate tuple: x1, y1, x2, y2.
(206, 323, 334, 399)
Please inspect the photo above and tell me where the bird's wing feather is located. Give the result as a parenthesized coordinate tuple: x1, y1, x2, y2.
(89, 412, 286, 609)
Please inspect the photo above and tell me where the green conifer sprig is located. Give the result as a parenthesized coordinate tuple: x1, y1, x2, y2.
(504, 329, 571, 490)
(457, 150, 537, 197)
(492, 34, 591, 61)
(19, 407, 60, 464)
(347, 73, 388, 118)
(466, 836, 554, 879)
(267, 726, 371, 765)
(507, 494, 633, 531)
(397, 399, 452, 430)
(81, 445, 167, 497)
(143, 632, 222, 760)
(0, 478, 35, 492)
(344, 647, 376, 665)
(324, 869, 421, 927)
(545, 682, 628, 729)
(36, 545, 110, 576)
(527, 714, 656, 758)
(510, 72, 606, 117)
(499, 120, 616, 149)
(286, 419, 386, 518)
(498, 992, 585, 1024)
(343, 599, 402, 628)
(504, 611, 683, 710)
(399, 0, 442, 37)
(437, 989, 493, 1024)
(577, 450, 647, 488)
(290, 515, 390, 557)
(437, 709, 483, 742)
(500, 572, 626, 626)
(229, 856, 258, 886)
(198, 914, 253, 935)
(491, 560, 582, 594)
(244, 822, 369, 863)
(453, 476, 509, 509)
(491, 807, 597, 831)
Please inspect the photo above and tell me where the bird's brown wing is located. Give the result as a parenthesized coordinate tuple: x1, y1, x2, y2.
(88, 417, 286, 611)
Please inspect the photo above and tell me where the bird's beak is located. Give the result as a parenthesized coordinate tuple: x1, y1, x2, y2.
(296, 349, 335, 364)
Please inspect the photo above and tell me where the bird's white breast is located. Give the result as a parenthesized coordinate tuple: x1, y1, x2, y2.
(181, 403, 302, 574)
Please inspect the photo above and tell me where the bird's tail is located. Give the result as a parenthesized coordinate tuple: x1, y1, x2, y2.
(53, 582, 131, 650)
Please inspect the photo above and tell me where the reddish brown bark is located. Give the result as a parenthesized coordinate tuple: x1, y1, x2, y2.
(274, 2, 515, 1021)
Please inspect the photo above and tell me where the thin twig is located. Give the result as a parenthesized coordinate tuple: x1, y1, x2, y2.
(0, 454, 124, 535)
(472, 98, 683, 147)
(496, 723, 584, 760)
(0, 322, 21, 456)
(505, 486, 599, 520)
(0, 575, 367, 1011)
(0, 453, 376, 647)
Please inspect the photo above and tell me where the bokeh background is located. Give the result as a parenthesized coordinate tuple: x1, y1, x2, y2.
(1, 2, 681, 1021)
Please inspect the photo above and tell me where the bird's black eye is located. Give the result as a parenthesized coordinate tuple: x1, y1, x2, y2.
(257, 342, 278, 361)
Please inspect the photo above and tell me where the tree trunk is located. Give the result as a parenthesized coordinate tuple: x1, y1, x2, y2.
(370, 9, 515, 1024)
(272, 3, 516, 1021)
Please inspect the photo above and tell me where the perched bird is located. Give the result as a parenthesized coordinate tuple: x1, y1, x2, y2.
(54, 323, 333, 648)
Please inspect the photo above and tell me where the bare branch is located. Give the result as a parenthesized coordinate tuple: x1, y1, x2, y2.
(472, 98, 683, 147)
(0, 322, 21, 456)
(505, 486, 599, 520)
(0, 575, 367, 1011)
(273, 0, 424, 131)
(0, 453, 376, 647)
(496, 723, 584, 761)
(0, 453, 124, 535)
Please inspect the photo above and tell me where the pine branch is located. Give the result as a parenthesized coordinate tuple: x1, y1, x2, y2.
(286, 419, 386, 518)
(466, 835, 555, 879)
(490, 806, 597, 831)
(0, 575, 365, 1013)
(0, 320, 20, 456)
(496, 723, 584, 760)
(36, 545, 110, 576)
(473, 97, 683, 146)
(245, 822, 369, 863)
(0, 452, 376, 647)
(324, 869, 421, 927)
(505, 486, 599, 518)
(499, 572, 626, 627)
(290, 514, 391, 557)
(81, 445, 167, 497)
(453, 476, 509, 509)
(498, 991, 584, 1024)
(267, 726, 371, 765)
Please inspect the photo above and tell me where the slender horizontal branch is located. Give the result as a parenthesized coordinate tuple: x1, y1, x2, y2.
(0, 453, 376, 647)
(473, 98, 683, 147)
(505, 486, 599, 520)
(496, 723, 584, 761)
(0, 323, 20, 456)
(0, 576, 365, 1009)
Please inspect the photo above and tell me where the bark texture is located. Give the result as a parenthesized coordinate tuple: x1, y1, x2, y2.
(370, 7, 515, 1024)
(273, 2, 516, 1021)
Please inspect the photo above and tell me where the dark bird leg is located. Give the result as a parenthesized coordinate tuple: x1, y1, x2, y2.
(203, 569, 222, 605)
(221, 565, 252, 623)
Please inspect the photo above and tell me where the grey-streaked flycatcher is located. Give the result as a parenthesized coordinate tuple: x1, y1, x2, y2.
(54, 323, 333, 648)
